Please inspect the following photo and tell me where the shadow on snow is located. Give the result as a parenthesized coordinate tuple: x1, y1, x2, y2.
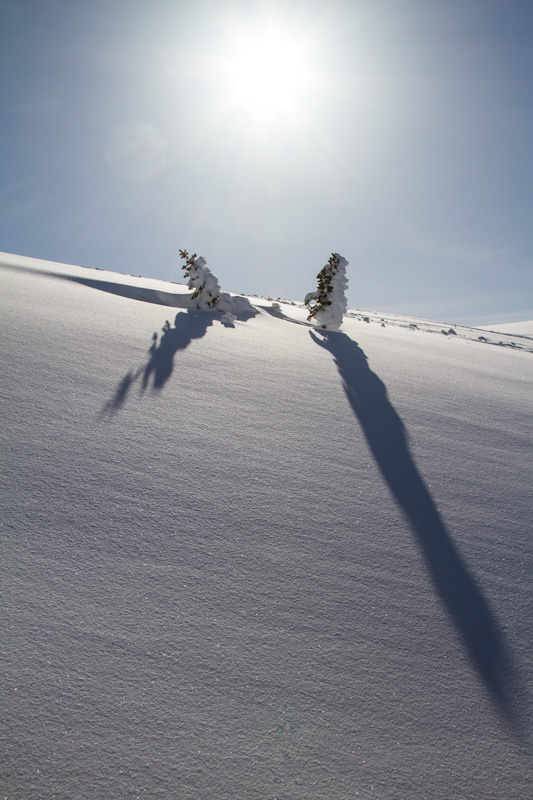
(102, 311, 214, 412)
(0, 262, 193, 308)
(67, 275, 191, 308)
(141, 310, 215, 392)
(311, 329, 524, 733)
(102, 307, 255, 414)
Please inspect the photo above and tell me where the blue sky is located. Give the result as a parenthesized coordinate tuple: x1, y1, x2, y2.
(1, 0, 532, 325)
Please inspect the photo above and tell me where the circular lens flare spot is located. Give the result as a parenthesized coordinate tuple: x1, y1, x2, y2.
(106, 121, 167, 182)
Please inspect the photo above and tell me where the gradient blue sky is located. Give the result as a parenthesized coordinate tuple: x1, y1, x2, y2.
(1, 0, 532, 325)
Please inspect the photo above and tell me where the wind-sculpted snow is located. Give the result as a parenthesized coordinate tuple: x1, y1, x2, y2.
(1, 253, 532, 800)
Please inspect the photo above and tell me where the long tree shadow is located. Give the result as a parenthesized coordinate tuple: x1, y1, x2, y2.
(69, 275, 191, 308)
(141, 310, 215, 391)
(102, 310, 214, 414)
(311, 329, 522, 729)
(0, 262, 192, 308)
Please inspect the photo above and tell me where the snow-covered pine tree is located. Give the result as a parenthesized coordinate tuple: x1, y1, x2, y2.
(304, 253, 349, 330)
(179, 249, 255, 317)
(179, 249, 221, 309)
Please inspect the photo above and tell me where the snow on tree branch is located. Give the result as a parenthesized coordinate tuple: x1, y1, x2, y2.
(304, 253, 349, 330)
(179, 250, 254, 316)
(180, 249, 221, 309)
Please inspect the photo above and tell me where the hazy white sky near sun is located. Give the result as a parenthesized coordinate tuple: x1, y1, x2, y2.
(1, 0, 532, 325)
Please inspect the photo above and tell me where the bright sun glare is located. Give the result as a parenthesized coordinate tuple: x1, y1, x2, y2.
(216, 22, 316, 123)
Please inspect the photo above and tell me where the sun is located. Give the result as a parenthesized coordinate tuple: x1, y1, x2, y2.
(215, 21, 317, 124)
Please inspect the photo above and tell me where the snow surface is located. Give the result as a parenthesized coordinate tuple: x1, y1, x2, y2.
(1, 252, 532, 800)
(479, 320, 533, 338)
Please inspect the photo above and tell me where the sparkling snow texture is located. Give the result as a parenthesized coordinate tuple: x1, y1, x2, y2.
(1, 253, 532, 800)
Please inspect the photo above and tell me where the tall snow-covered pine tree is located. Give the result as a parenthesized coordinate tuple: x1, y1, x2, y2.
(304, 253, 349, 330)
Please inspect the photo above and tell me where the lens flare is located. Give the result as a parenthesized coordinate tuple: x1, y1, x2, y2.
(106, 121, 167, 182)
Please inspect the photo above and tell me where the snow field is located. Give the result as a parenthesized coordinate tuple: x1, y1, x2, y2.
(1, 253, 532, 800)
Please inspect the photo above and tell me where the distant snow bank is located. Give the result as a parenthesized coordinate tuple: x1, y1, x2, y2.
(479, 320, 533, 337)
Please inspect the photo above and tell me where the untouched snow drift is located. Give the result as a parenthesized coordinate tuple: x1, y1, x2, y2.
(1, 252, 532, 800)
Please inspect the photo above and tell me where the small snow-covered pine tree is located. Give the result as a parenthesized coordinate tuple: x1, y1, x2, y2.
(179, 249, 255, 317)
(304, 253, 349, 330)
(180, 249, 221, 309)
